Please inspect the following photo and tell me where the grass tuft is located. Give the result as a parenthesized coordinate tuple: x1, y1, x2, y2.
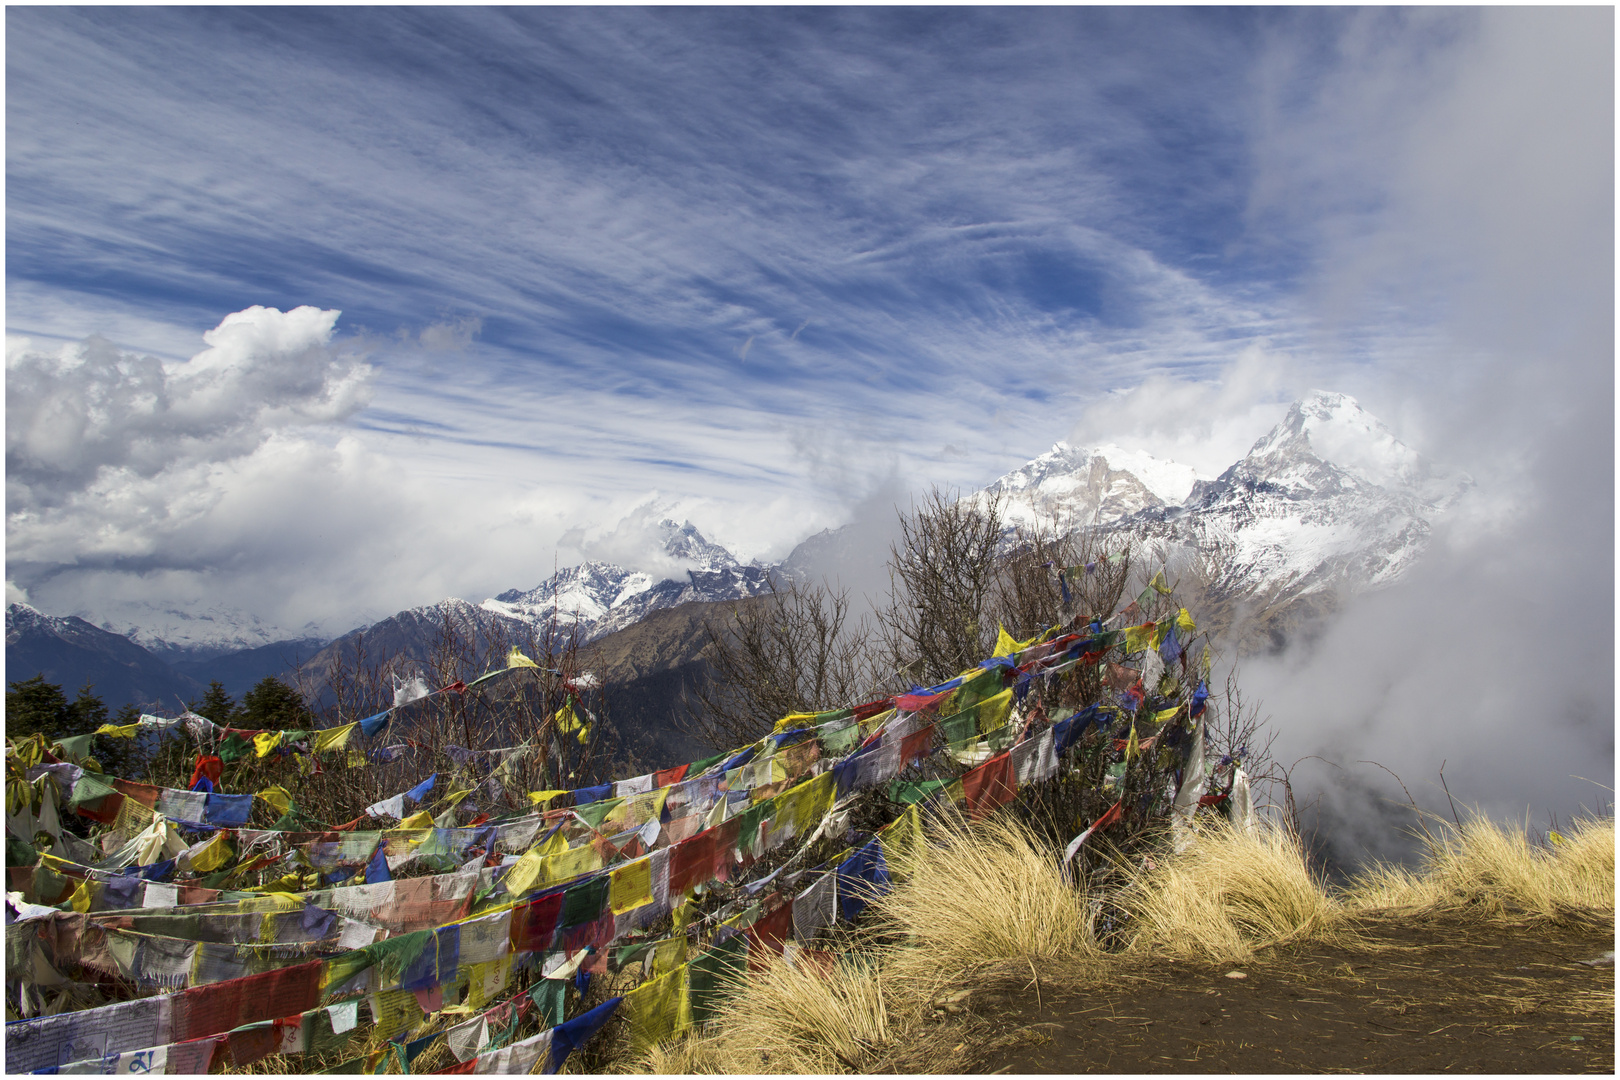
(1119, 820, 1342, 964)
(875, 811, 1100, 996)
(632, 953, 895, 1074)
(1346, 812, 1615, 921)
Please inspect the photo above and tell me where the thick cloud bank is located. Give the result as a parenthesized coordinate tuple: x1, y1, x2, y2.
(6, 307, 380, 636)
(8, 306, 370, 502)
(1233, 8, 1614, 861)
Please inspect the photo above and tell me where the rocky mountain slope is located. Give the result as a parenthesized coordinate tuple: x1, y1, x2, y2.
(5, 603, 204, 709)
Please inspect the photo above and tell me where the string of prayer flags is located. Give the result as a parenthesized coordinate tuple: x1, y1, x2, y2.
(8, 605, 1218, 1074)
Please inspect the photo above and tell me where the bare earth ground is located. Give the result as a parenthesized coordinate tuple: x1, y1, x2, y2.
(886, 916, 1614, 1074)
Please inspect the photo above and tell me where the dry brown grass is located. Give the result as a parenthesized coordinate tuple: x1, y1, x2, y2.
(1345, 812, 1615, 922)
(636, 953, 896, 1074)
(874, 811, 1101, 997)
(1118, 820, 1344, 965)
(632, 811, 1093, 1073)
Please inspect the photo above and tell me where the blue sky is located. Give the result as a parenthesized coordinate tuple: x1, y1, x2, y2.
(6, 8, 1610, 632)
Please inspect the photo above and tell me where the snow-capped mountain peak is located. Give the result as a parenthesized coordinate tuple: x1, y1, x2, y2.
(1153, 391, 1474, 602)
(1222, 390, 1467, 509)
(977, 440, 1208, 533)
(480, 520, 767, 642)
(656, 518, 738, 571)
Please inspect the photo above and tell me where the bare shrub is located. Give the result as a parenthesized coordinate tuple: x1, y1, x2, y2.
(682, 579, 881, 752)
(879, 487, 1005, 686)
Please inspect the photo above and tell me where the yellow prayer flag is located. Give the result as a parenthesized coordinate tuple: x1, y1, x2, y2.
(69, 878, 92, 913)
(649, 937, 688, 976)
(397, 810, 435, 831)
(877, 804, 924, 880)
(437, 788, 476, 811)
(507, 646, 540, 669)
(255, 786, 293, 817)
(1176, 607, 1196, 635)
(609, 857, 654, 914)
(186, 831, 233, 873)
(253, 731, 285, 758)
(503, 848, 547, 898)
(976, 688, 1014, 734)
(625, 964, 692, 1054)
(606, 786, 669, 831)
(1154, 705, 1181, 724)
(508, 828, 590, 898)
(312, 723, 357, 755)
(527, 790, 570, 807)
(542, 843, 604, 887)
(554, 700, 590, 744)
(993, 624, 1019, 658)
(95, 723, 140, 739)
(671, 896, 695, 935)
(1149, 569, 1172, 595)
(1123, 622, 1156, 654)
(774, 712, 820, 732)
(783, 771, 836, 836)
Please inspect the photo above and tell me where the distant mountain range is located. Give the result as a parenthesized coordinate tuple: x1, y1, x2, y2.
(7, 391, 1470, 741)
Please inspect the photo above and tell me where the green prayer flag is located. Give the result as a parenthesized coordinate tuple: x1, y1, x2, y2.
(688, 750, 728, 774)
(218, 733, 254, 763)
(560, 874, 611, 928)
(52, 733, 96, 761)
(887, 778, 948, 805)
(529, 976, 567, 1027)
(688, 933, 748, 1025)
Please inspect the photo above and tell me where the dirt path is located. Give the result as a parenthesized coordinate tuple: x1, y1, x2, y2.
(937, 917, 1613, 1074)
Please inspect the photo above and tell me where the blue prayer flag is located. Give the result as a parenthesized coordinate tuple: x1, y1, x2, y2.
(403, 773, 437, 804)
(365, 843, 391, 884)
(546, 996, 623, 1074)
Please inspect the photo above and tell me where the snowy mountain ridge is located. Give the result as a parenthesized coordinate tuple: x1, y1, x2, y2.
(1156, 390, 1472, 599)
(477, 518, 771, 643)
(40, 392, 1467, 660)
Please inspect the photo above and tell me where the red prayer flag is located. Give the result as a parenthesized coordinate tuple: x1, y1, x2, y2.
(654, 763, 689, 788)
(852, 698, 894, 721)
(112, 779, 162, 809)
(190, 755, 224, 789)
(226, 1024, 282, 1068)
(509, 892, 565, 953)
(668, 829, 716, 898)
(894, 688, 950, 712)
(900, 725, 934, 768)
(746, 895, 795, 971)
(171, 960, 323, 1043)
(962, 752, 1017, 820)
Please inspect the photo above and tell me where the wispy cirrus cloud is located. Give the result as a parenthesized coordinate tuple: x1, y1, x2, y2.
(6, 6, 1604, 693)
